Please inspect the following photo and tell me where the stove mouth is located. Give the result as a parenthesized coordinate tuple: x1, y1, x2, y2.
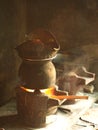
(16, 86, 60, 128)
(20, 85, 68, 100)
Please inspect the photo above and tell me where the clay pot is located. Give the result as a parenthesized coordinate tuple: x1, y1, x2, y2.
(16, 29, 60, 60)
(18, 59, 56, 89)
(16, 29, 60, 89)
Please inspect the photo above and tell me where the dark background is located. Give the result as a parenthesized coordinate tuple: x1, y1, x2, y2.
(0, 0, 98, 105)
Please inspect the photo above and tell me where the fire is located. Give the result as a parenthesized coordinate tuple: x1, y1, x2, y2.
(20, 85, 68, 97)
(21, 86, 34, 92)
(20, 86, 88, 100)
(44, 87, 88, 100)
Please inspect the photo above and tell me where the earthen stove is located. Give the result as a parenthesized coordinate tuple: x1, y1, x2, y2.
(15, 29, 90, 128)
(15, 29, 60, 128)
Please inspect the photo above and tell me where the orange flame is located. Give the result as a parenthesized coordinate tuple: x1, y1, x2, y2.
(20, 86, 88, 100)
(44, 87, 88, 100)
(21, 86, 34, 92)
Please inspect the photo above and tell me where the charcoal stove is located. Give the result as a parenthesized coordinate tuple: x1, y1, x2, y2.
(15, 29, 60, 128)
(15, 29, 89, 128)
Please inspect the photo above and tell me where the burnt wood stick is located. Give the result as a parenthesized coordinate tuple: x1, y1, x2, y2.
(49, 95, 88, 100)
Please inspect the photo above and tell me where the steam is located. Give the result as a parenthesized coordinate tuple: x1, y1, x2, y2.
(53, 53, 95, 94)
(68, 66, 95, 85)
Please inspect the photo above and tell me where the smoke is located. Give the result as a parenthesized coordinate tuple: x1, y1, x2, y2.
(53, 52, 95, 95)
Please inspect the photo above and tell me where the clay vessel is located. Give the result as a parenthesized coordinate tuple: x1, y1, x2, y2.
(18, 59, 56, 89)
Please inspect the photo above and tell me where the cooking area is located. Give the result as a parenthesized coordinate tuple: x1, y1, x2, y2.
(0, 0, 98, 130)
